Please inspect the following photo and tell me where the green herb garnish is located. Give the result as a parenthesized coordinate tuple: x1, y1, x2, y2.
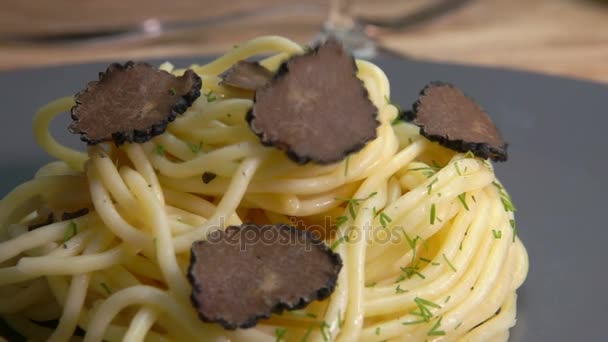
(379, 212, 392, 228)
(427, 316, 446, 336)
(427, 178, 438, 195)
(154, 144, 165, 156)
(188, 141, 203, 154)
(454, 162, 463, 176)
(510, 219, 517, 242)
(330, 236, 350, 251)
(395, 284, 407, 294)
(275, 327, 287, 341)
(492, 229, 502, 239)
(430, 203, 436, 224)
(375, 327, 381, 336)
(320, 321, 330, 341)
(204, 90, 217, 102)
(336, 192, 377, 220)
(335, 215, 348, 227)
(442, 253, 457, 272)
(63, 221, 78, 244)
(457, 193, 469, 211)
(168, 87, 176, 95)
(100, 282, 112, 295)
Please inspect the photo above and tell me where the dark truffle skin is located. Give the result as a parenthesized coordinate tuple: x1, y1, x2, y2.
(405, 82, 508, 161)
(188, 223, 342, 330)
(220, 60, 273, 91)
(247, 39, 379, 164)
(69, 61, 202, 145)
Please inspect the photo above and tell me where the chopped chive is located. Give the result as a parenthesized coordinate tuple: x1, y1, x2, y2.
(375, 327, 381, 336)
(430, 204, 436, 224)
(471, 195, 477, 203)
(348, 202, 357, 220)
(372, 206, 377, 217)
(459, 240, 463, 250)
(301, 325, 313, 342)
(402, 319, 426, 325)
(330, 236, 349, 251)
(153, 144, 165, 156)
(100, 282, 112, 295)
(419, 257, 432, 263)
(442, 253, 457, 272)
(492, 229, 502, 239)
(431, 160, 442, 170)
(431, 262, 440, 266)
(455, 321, 463, 330)
(335, 215, 348, 227)
(510, 219, 517, 242)
(379, 212, 392, 228)
(204, 90, 217, 102)
(188, 141, 203, 153)
(415, 297, 441, 309)
(365, 282, 377, 287)
(457, 193, 469, 211)
(63, 221, 78, 244)
(320, 321, 330, 341)
(427, 316, 446, 336)
(275, 327, 287, 341)
(427, 178, 438, 195)
(454, 162, 463, 176)
(344, 156, 350, 177)
(444, 296, 451, 304)
(338, 309, 344, 328)
(395, 284, 407, 294)
(463, 151, 475, 159)
(395, 274, 405, 283)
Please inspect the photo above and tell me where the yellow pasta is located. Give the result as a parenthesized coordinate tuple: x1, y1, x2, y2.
(0, 35, 528, 342)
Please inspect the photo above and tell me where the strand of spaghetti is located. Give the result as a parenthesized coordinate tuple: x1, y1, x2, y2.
(158, 124, 395, 197)
(461, 293, 517, 342)
(88, 166, 154, 253)
(32, 96, 88, 169)
(83, 285, 243, 342)
(173, 156, 262, 252)
(121, 166, 190, 297)
(338, 183, 387, 342)
(149, 141, 265, 178)
(49, 228, 114, 342)
(125, 144, 165, 206)
(89, 148, 139, 213)
(187, 35, 303, 76)
(123, 306, 160, 342)
(0, 213, 91, 263)
(17, 245, 126, 275)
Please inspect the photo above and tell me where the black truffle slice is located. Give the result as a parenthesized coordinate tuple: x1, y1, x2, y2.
(69, 61, 202, 145)
(188, 223, 342, 330)
(247, 39, 379, 164)
(406, 82, 508, 161)
(220, 60, 273, 91)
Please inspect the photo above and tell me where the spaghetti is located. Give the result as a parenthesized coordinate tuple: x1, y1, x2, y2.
(0, 36, 528, 342)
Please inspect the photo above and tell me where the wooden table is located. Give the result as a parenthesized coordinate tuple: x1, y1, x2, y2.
(1, 0, 607, 83)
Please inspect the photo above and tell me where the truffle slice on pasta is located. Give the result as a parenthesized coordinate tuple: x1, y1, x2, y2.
(247, 39, 379, 164)
(69, 61, 202, 145)
(188, 223, 342, 330)
(405, 82, 508, 161)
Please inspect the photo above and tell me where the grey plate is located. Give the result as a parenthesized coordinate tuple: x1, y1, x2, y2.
(1, 54, 607, 342)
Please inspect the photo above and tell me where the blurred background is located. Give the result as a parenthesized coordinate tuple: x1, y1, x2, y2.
(1, 0, 608, 82)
